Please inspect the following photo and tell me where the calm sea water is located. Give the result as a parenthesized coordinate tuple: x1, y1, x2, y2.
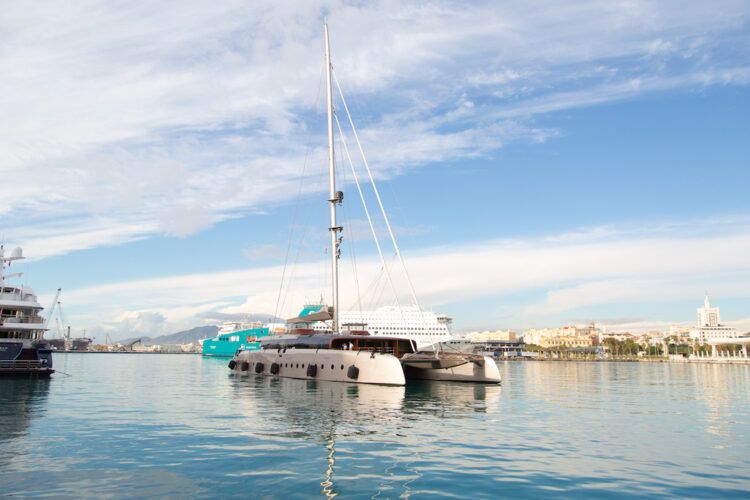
(1, 354, 749, 498)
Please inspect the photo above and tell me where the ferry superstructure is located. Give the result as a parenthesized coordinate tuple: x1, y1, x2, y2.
(0, 246, 54, 376)
(302, 304, 453, 350)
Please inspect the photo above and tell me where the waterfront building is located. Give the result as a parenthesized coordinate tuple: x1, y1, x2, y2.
(472, 340, 526, 357)
(465, 330, 517, 342)
(521, 328, 550, 345)
(539, 333, 597, 349)
(523, 324, 600, 348)
(669, 324, 691, 338)
(690, 294, 738, 343)
(638, 331, 665, 346)
(600, 332, 635, 342)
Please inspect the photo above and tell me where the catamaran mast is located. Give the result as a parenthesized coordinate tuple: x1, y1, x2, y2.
(324, 23, 341, 333)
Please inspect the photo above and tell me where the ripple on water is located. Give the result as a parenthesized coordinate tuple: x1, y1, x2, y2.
(1, 355, 749, 498)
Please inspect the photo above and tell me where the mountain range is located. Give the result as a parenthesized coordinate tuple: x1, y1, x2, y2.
(120, 325, 219, 346)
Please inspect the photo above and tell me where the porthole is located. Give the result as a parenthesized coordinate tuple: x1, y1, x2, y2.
(296, 363, 299, 368)
(331, 364, 334, 370)
(340, 364, 344, 370)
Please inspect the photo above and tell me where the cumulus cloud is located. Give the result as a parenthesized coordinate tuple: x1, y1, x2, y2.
(49, 215, 750, 340)
(2, 1, 749, 258)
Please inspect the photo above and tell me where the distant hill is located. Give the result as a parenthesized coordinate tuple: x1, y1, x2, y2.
(120, 325, 218, 345)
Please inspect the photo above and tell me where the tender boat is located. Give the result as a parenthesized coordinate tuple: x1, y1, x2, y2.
(0, 246, 55, 377)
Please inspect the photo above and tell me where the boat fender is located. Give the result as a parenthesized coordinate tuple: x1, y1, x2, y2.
(228, 360, 237, 370)
(347, 365, 359, 380)
(270, 362, 280, 374)
(255, 362, 264, 374)
(240, 361, 249, 371)
(307, 364, 317, 377)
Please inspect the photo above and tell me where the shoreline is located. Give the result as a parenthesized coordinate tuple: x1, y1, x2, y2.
(500, 357, 750, 365)
(54, 350, 199, 355)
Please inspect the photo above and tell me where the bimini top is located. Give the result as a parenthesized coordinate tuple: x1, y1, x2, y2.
(286, 305, 331, 325)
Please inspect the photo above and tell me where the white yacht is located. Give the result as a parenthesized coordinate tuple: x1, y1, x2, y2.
(0, 246, 55, 377)
(230, 25, 500, 385)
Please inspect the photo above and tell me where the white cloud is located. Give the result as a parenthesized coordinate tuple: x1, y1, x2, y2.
(2, 1, 749, 258)
(51, 215, 750, 340)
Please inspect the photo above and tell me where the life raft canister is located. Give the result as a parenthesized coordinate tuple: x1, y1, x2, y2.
(255, 362, 264, 374)
(270, 362, 280, 374)
(228, 360, 237, 370)
(347, 365, 359, 380)
(306, 363, 317, 377)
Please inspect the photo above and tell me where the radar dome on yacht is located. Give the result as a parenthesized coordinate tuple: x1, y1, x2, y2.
(9, 247, 24, 259)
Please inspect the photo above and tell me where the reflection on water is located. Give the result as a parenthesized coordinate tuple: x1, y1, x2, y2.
(0, 378, 50, 467)
(227, 376, 501, 498)
(1, 354, 749, 498)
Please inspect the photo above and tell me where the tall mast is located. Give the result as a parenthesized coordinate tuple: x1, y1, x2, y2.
(324, 23, 341, 333)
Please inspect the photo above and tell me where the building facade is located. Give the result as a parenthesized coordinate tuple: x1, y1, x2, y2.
(690, 294, 738, 343)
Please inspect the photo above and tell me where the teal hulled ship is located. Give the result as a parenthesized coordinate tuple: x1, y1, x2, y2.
(202, 322, 271, 357)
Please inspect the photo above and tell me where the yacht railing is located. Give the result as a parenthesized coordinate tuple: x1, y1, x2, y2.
(0, 317, 45, 325)
(0, 292, 35, 302)
(0, 360, 44, 370)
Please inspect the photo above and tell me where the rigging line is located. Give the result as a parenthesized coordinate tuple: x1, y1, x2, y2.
(333, 71, 421, 310)
(373, 257, 396, 310)
(333, 112, 401, 313)
(273, 60, 326, 320)
(279, 220, 313, 318)
(358, 264, 383, 310)
(334, 130, 362, 315)
(367, 269, 385, 310)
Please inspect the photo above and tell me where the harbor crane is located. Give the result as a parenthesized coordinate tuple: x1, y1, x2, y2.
(126, 338, 142, 351)
(43, 288, 62, 329)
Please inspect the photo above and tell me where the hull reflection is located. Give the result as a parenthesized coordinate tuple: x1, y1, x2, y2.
(229, 374, 502, 497)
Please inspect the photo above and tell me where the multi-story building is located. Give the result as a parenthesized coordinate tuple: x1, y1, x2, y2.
(466, 330, 517, 342)
(539, 333, 597, 349)
(523, 324, 600, 348)
(690, 294, 738, 343)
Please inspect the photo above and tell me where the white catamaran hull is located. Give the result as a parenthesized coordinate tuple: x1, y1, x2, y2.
(403, 355, 502, 383)
(231, 349, 406, 386)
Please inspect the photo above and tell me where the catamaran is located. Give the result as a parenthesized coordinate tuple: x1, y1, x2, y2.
(230, 24, 500, 385)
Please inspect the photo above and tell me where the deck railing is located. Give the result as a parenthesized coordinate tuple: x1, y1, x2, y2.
(0, 359, 44, 370)
(0, 317, 45, 325)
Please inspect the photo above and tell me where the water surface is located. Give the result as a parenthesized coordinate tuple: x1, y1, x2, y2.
(1, 354, 748, 498)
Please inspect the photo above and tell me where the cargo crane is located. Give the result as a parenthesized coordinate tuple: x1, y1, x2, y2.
(126, 338, 142, 352)
(43, 288, 62, 329)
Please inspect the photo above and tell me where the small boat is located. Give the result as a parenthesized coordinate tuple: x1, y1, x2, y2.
(202, 321, 272, 357)
(0, 246, 55, 377)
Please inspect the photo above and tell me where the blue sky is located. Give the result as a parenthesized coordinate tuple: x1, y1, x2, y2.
(1, 1, 749, 340)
